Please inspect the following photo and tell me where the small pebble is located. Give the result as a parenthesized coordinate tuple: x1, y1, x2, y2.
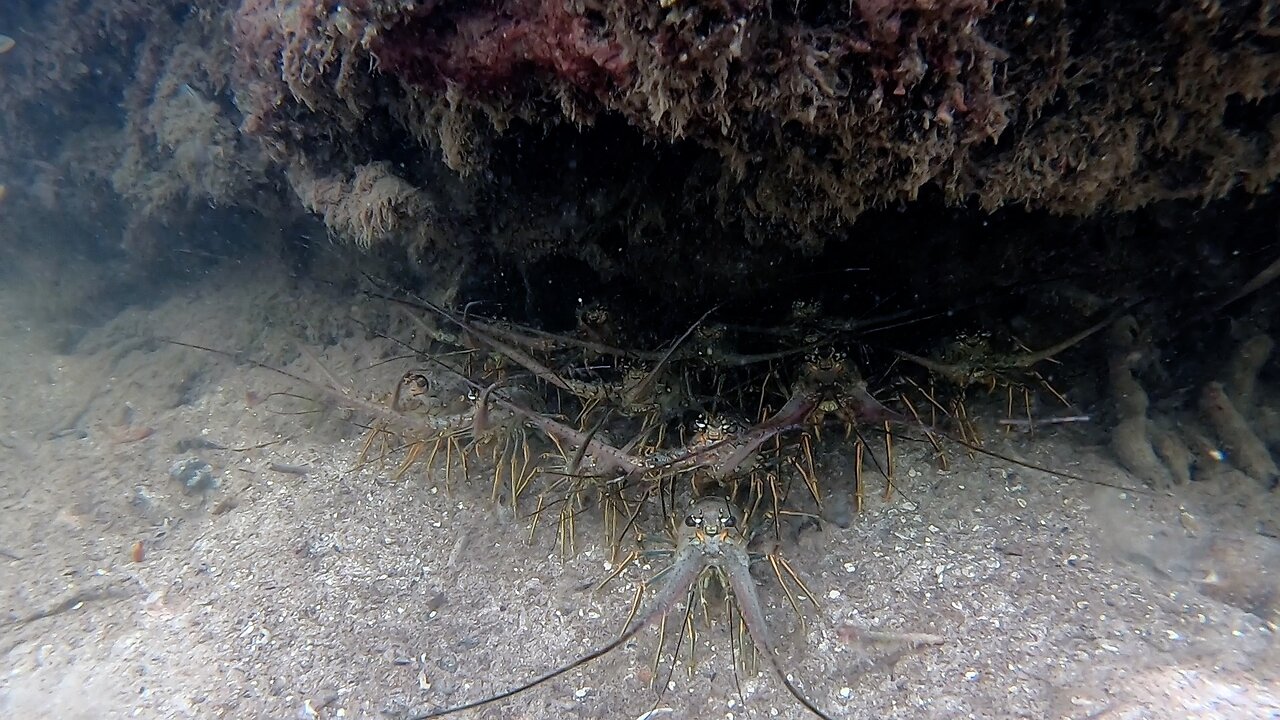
(169, 456, 218, 492)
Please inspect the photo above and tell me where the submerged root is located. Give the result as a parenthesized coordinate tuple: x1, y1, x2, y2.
(1200, 381, 1279, 488)
(1106, 323, 1279, 489)
(1224, 334, 1274, 412)
(1151, 423, 1195, 487)
(1112, 416, 1174, 487)
(1107, 316, 1174, 487)
(1198, 333, 1278, 488)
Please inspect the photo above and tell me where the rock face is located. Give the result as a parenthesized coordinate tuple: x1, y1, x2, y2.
(1, 2, 1278, 296)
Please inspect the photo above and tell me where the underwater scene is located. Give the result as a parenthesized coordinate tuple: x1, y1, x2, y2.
(0, 2, 1278, 719)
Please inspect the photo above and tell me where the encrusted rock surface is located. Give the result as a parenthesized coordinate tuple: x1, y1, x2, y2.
(1, 1, 1277, 292)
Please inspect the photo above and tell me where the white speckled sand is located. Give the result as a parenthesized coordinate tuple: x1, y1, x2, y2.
(1, 265, 1276, 720)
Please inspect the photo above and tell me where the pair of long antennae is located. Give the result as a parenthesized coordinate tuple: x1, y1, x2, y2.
(408, 516, 838, 720)
(407, 542, 704, 719)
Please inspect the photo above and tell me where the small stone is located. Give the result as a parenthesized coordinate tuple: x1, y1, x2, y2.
(169, 457, 217, 492)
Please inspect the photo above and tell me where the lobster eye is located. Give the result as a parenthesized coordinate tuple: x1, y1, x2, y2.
(721, 513, 736, 528)
(684, 514, 702, 528)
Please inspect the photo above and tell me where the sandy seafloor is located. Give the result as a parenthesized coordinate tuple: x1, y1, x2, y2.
(0, 262, 1277, 720)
